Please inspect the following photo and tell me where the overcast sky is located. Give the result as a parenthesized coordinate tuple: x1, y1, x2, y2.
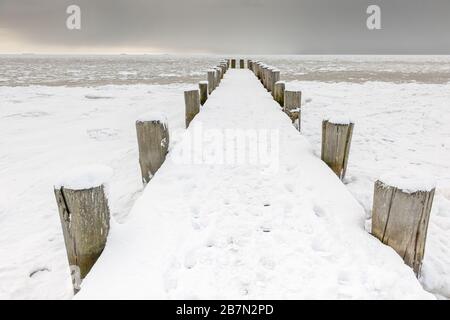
(0, 0, 449, 54)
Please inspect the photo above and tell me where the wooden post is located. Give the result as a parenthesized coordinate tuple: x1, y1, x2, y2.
(136, 117, 170, 183)
(372, 179, 435, 275)
(267, 69, 273, 92)
(240, 59, 245, 69)
(231, 59, 236, 69)
(262, 66, 267, 87)
(220, 64, 226, 78)
(256, 63, 262, 79)
(274, 81, 285, 107)
(184, 90, 200, 128)
(265, 68, 271, 90)
(321, 119, 354, 180)
(54, 172, 111, 293)
(271, 70, 280, 97)
(284, 90, 301, 129)
(215, 67, 221, 86)
(199, 81, 208, 106)
(207, 70, 215, 94)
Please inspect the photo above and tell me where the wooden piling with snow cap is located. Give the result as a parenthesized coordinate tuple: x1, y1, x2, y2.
(231, 59, 236, 69)
(371, 173, 436, 276)
(215, 67, 222, 86)
(207, 70, 216, 94)
(240, 59, 245, 69)
(136, 114, 170, 183)
(284, 90, 302, 129)
(267, 68, 274, 92)
(54, 165, 112, 293)
(321, 117, 354, 180)
(199, 81, 208, 106)
(274, 81, 285, 107)
(184, 89, 200, 128)
(271, 70, 280, 97)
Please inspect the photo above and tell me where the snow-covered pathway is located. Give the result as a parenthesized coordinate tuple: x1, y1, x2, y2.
(77, 70, 432, 299)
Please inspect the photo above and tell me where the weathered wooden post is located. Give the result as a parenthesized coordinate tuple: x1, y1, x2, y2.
(284, 90, 301, 129)
(265, 67, 271, 90)
(220, 64, 226, 78)
(215, 67, 221, 86)
(321, 119, 354, 180)
(199, 81, 208, 106)
(267, 69, 274, 92)
(207, 70, 216, 94)
(274, 81, 285, 107)
(184, 89, 200, 128)
(256, 63, 262, 79)
(54, 165, 112, 293)
(136, 115, 170, 183)
(271, 70, 280, 97)
(240, 59, 245, 69)
(262, 66, 267, 87)
(372, 176, 436, 275)
(231, 59, 236, 69)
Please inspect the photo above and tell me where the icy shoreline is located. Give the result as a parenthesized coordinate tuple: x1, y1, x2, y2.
(0, 79, 449, 299)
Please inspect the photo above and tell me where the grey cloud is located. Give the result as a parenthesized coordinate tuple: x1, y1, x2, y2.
(0, 0, 450, 53)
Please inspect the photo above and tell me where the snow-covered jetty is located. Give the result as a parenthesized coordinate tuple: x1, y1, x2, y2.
(74, 66, 432, 299)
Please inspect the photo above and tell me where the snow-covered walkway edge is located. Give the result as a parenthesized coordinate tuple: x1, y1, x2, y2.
(76, 70, 433, 299)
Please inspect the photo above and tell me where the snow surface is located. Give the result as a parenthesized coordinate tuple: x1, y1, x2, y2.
(136, 112, 169, 125)
(54, 165, 113, 191)
(0, 83, 189, 299)
(294, 80, 450, 299)
(326, 115, 354, 126)
(1, 66, 449, 300)
(76, 70, 432, 300)
(379, 170, 437, 194)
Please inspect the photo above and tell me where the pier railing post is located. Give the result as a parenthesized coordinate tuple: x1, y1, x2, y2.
(199, 81, 208, 106)
(372, 178, 435, 276)
(207, 70, 216, 94)
(284, 90, 302, 129)
(240, 59, 245, 69)
(231, 59, 236, 69)
(184, 89, 200, 128)
(215, 67, 222, 86)
(267, 69, 274, 92)
(136, 116, 170, 183)
(271, 70, 280, 97)
(274, 81, 285, 107)
(321, 119, 354, 180)
(54, 168, 111, 293)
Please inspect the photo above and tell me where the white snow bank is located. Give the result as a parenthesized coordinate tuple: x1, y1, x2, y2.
(0, 83, 191, 299)
(292, 80, 450, 299)
(379, 171, 436, 194)
(136, 112, 169, 125)
(54, 165, 113, 190)
(77, 70, 433, 300)
(326, 115, 354, 125)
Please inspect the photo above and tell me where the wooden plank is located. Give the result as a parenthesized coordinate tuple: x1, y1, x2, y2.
(372, 180, 435, 275)
(136, 119, 170, 183)
(54, 184, 110, 292)
(284, 90, 302, 130)
(321, 120, 354, 180)
(199, 82, 208, 106)
(184, 90, 200, 128)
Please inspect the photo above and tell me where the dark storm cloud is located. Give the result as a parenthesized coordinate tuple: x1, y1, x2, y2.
(0, 0, 450, 53)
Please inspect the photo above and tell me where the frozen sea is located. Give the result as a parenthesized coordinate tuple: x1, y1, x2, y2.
(0, 55, 449, 299)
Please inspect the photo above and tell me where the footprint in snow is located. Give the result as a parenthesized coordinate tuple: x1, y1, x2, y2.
(87, 128, 120, 141)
